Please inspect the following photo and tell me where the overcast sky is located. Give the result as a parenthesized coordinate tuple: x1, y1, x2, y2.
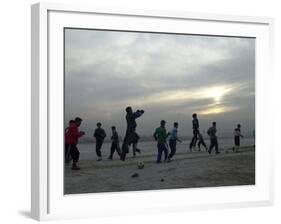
(64, 28, 255, 138)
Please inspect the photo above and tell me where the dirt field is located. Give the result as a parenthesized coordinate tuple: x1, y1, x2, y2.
(64, 145, 255, 194)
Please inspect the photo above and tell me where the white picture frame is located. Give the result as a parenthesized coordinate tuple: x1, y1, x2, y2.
(31, 2, 274, 221)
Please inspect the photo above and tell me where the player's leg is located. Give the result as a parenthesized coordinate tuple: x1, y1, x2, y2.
(168, 139, 176, 159)
(71, 145, 80, 170)
(201, 140, 207, 151)
(215, 137, 220, 154)
(156, 143, 163, 163)
(120, 132, 129, 161)
(108, 143, 114, 160)
(116, 143, 121, 156)
(208, 139, 214, 154)
(164, 144, 168, 161)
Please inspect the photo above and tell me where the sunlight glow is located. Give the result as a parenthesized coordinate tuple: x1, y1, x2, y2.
(199, 106, 238, 115)
(111, 84, 241, 116)
(201, 86, 233, 104)
(127, 84, 235, 106)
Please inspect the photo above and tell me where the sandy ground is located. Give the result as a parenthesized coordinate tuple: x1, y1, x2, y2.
(64, 146, 255, 194)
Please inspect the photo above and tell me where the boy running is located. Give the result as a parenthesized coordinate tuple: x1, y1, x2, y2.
(153, 120, 170, 163)
(120, 106, 144, 161)
(108, 126, 121, 160)
(93, 122, 107, 161)
(168, 122, 182, 161)
(233, 124, 244, 152)
(207, 122, 220, 155)
(189, 113, 199, 152)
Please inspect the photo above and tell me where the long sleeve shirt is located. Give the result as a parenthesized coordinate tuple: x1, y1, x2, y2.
(126, 110, 144, 132)
(234, 128, 242, 137)
(94, 128, 106, 141)
(153, 127, 169, 144)
(111, 131, 119, 143)
(207, 126, 217, 138)
(169, 127, 179, 141)
(192, 118, 199, 130)
(65, 124, 83, 145)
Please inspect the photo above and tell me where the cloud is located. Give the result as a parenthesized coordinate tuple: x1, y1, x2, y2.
(64, 29, 255, 136)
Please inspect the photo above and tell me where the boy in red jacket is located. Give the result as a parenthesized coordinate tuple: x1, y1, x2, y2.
(65, 117, 85, 170)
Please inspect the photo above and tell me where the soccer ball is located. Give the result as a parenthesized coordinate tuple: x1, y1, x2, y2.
(137, 161, 144, 169)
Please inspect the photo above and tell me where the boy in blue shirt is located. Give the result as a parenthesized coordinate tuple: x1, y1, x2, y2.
(168, 122, 182, 161)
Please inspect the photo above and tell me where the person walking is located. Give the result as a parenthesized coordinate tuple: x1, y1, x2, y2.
(153, 120, 170, 163)
(233, 124, 244, 153)
(189, 113, 199, 152)
(167, 122, 182, 161)
(108, 126, 121, 160)
(207, 122, 220, 155)
(93, 122, 106, 161)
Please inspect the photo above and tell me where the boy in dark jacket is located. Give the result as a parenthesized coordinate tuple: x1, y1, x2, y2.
(233, 124, 244, 152)
(189, 113, 200, 152)
(94, 122, 106, 161)
(120, 106, 144, 161)
(207, 122, 220, 155)
(108, 126, 121, 160)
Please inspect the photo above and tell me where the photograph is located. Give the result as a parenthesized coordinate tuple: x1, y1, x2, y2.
(63, 28, 255, 194)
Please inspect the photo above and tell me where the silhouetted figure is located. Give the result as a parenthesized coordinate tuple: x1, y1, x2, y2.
(189, 113, 199, 152)
(153, 120, 170, 163)
(197, 133, 208, 151)
(65, 119, 75, 163)
(65, 117, 85, 170)
(120, 107, 144, 161)
(168, 122, 182, 161)
(233, 124, 244, 153)
(108, 126, 121, 160)
(94, 122, 106, 161)
(207, 122, 220, 155)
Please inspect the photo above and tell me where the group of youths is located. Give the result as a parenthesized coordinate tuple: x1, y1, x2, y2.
(65, 107, 244, 170)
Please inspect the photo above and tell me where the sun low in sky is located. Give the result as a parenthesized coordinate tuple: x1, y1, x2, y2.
(64, 28, 255, 136)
